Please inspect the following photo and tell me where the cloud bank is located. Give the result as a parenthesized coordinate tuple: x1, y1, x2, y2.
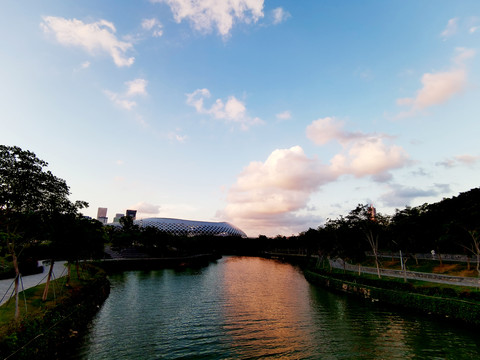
(223, 117, 410, 236)
(41, 16, 134, 67)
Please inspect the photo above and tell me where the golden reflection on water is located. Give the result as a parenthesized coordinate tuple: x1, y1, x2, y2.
(220, 257, 316, 358)
(77, 257, 480, 360)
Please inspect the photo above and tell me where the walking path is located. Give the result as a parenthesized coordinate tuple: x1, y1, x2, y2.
(0, 261, 67, 306)
(330, 258, 480, 288)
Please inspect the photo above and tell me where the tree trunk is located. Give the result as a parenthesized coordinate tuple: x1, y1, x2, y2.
(477, 252, 480, 277)
(42, 259, 55, 301)
(403, 258, 408, 283)
(76, 260, 80, 278)
(12, 251, 20, 320)
(365, 230, 381, 279)
(66, 262, 71, 287)
(374, 254, 381, 279)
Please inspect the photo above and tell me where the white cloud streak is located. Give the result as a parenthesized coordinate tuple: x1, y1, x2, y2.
(276, 110, 291, 120)
(396, 48, 475, 118)
(151, 0, 264, 37)
(186, 88, 263, 130)
(441, 17, 458, 40)
(41, 16, 134, 67)
(436, 154, 480, 168)
(272, 7, 290, 25)
(142, 18, 164, 37)
(105, 78, 148, 110)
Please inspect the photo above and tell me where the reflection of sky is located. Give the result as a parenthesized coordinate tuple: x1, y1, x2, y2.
(78, 257, 480, 359)
(220, 257, 318, 358)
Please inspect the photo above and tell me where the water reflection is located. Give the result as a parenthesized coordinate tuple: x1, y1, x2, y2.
(75, 256, 480, 360)
(220, 257, 317, 358)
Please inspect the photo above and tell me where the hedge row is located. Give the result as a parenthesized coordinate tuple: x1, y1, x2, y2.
(304, 270, 480, 326)
(0, 265, 110, 359)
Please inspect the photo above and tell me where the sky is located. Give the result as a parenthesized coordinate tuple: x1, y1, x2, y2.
(1, 1, 480, 237)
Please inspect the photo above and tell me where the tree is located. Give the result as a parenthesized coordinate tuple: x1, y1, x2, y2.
(346, 204, 389, 278)
(0, 145, 84, 316)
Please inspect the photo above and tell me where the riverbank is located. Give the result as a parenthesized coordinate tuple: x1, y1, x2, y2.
(0, 264, 110, 360)
(262, 252, 480, 325)
(91, 253, 221, 273)
(304, 268, 480, 326)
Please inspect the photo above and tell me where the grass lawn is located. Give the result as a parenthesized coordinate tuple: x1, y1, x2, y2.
(0, 265, 91, 336)
(361, 257, 479, 278)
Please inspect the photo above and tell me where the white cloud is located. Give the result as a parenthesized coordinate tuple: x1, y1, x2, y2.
(222, 118, 410, 235)
(396, 48, 474, 118)
(41, 16, 134, 67)
(168, 131, 188, 143)
(272, 7, 290, 25)
(470, 26, 479, 33)
(222, 146, 332, 236)
(131, 202, 161, 215)
(186, 88, 263, 130)
(80, 61, 90, 69)
(455, 154, 480, 165)
(104, 90, 137, 110)
(330, 137, 409, 178)
(436, 154, 480, 168)
(142, 18, 164, 37)
(441, 17, 458, 40)
(306, 117, 370, 145)
(276, 110, 291, 120)
(73, 61, 91, 73)
(306, 117, 346, 145)
(306, 117, 410, 179)
(152, 0, 264, 37)
(126, 79, 148, 96)
(105, 78, 148, 110)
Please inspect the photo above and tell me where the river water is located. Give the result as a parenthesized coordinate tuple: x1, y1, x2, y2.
(75, 256, 480, 359)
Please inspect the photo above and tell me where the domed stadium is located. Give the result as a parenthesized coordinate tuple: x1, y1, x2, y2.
(134, 218, 247, 238)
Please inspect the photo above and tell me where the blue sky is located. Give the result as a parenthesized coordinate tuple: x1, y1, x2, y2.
(1, 1, 479, 237)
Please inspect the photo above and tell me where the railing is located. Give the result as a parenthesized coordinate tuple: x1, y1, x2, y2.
(330, 258, 480, 287)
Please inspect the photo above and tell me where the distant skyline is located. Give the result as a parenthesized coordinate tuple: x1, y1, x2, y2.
(1, 1, 479, 237)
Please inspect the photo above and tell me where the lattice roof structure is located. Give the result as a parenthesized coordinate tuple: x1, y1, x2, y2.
(133, 217, 247, 237)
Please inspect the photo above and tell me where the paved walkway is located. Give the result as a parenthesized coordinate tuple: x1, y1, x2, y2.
(330, 259, 480, 288)
(0, 261, 67, 306)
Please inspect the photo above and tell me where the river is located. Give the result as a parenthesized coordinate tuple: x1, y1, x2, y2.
(74, 256, 480, 359)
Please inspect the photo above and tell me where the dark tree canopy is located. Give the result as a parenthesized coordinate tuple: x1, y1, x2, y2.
(0, 145, 76, 215)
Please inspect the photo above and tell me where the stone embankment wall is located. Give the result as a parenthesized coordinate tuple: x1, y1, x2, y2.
(304, 270, 480, 326)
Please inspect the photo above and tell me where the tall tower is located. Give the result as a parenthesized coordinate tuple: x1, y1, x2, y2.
(368, 204, 376, 221)
(97, 207, 108, 224)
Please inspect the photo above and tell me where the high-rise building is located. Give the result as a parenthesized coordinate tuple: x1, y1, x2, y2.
(126, 209, 137, 220)
(113, 213, 124, 223)
(97, 207, 108, 224)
